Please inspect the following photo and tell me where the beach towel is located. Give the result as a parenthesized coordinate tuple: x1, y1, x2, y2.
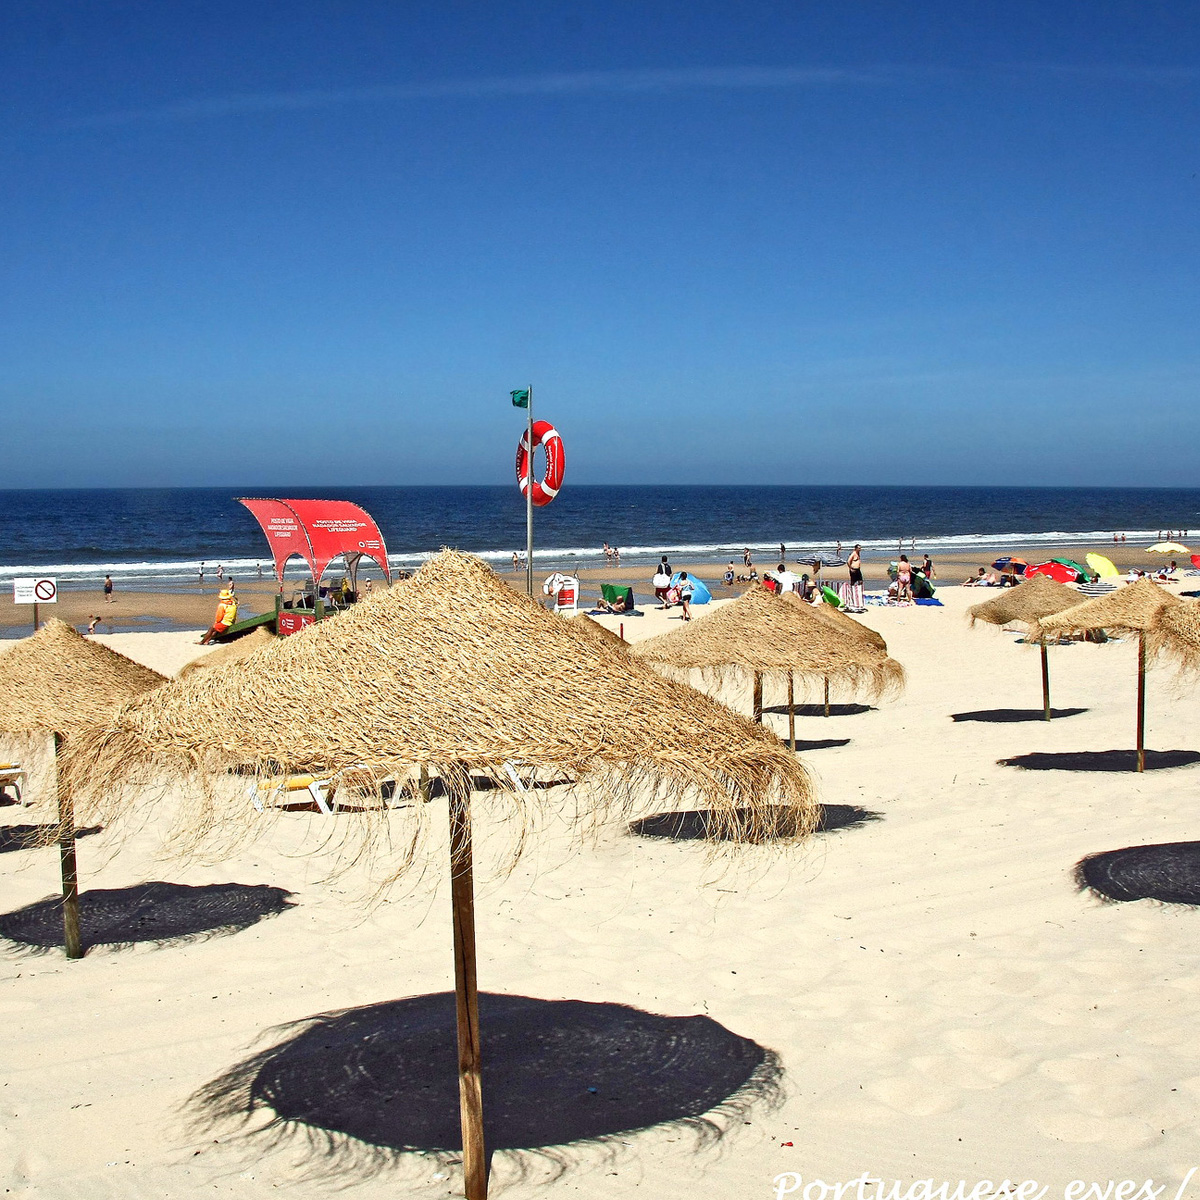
(914, 597, 944, 606)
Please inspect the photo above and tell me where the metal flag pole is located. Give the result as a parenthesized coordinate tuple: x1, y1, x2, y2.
(525, 385, 534, 598)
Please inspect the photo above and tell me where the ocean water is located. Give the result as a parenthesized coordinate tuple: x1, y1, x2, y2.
(0, 485, 1197, 591)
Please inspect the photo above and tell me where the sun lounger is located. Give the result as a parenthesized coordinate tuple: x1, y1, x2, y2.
(251, 772, 339, 814)
(0, 763, 26, 805)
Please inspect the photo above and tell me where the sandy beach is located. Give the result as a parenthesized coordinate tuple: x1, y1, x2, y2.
(2, 543, 1178, 636)
(2, 573, 1199, 1199)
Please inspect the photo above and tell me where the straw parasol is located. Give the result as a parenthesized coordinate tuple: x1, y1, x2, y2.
(1032, 579, 1182, 771)
(176, 625, 276, 678)
(968, 574, 1084, 720)
(562, 613, 630, 655)
(61, 551, 815, 1200)
(635, 585, 903, 746)
(0, 619, 166, 957)
(804, 599, 888, 652)
(1145, 599, 1200, 677)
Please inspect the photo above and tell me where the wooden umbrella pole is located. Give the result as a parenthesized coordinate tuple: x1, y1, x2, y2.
(823, 676, 830, 718)
(1041, 643, 1051, 721)
(752, 671, 763, 724)
(53, 733, 82, 960)
(1136, 633, 1146, 773)
(787, 671, 795, 752)
(449, 785, 487, 1199)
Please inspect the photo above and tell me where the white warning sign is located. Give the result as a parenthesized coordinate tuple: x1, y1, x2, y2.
(13, 578, 57, 605)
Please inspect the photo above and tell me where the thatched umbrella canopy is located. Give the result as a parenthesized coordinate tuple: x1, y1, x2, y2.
(0, 618, 165, 734)
(1032, 579, 1183, 772)
(0, 618, 166, 958)
(1033, 577, 1180, 640)
(563, 613, 630, 655)
(803, 598, 888, 652)
(967, 574, 1084, 721)
(635, 585, 904, 742)
(176, 625, 275, 678)
(1146, 600, 1200, 676)
(62, 551, 815, 1200)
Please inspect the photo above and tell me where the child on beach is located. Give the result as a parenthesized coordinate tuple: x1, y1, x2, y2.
(677, 572, 695, 621)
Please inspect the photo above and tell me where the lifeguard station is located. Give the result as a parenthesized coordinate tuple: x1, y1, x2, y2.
(236, 498, 392, 637)
(542, 572, 579, 614)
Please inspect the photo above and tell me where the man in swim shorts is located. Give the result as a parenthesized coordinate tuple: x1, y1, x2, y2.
(847, 545, 863, 587)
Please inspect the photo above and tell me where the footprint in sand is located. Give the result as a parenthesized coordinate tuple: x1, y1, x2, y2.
(1038, 1055, 1145, 1087)
(867, 1074, 961, 1116)
(1031, 1110, 1162, 1149)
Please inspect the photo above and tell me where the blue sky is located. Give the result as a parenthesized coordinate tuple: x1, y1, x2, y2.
(1, 2, 1197, 487)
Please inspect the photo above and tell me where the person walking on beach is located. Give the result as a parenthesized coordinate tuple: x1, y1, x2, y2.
(103, 575, 113, 604)
(921, 554, 935, 580)
(896, 555, 913, 601)
(677, 572, 695, 621)
(199, 562, 205, 583)
(86, 615, 101, 635)
(217, 564, 224, 581)
(779, 543, 786, 561)
(653, 555, 673, 606)
(613, 547, 620, 566)
(743, 547, 752, 568)
(603, 542, 612, 564)
(257, 562, 263, 578)
(836, 540, 843, 558)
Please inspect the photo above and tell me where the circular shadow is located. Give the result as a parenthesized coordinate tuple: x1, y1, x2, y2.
(1077, 842, 1200, 905)
(197, 992, 778, 1158)
(629, 804, 880, 842)
(998, 750, 1200, 773)
(0, 881, 295, 952)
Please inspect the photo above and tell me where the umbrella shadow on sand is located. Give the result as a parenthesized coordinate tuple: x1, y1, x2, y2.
(765, 703, 874, 718)
(191, 992, 781, 1189)
(999, 750, 1200, 773)
(630, 804, 881, 842)
(952, 708, 1088, 723)
(0, 824, 101, 855)
(1076, 842, 1200, 905)
(0, 881, 295, 954)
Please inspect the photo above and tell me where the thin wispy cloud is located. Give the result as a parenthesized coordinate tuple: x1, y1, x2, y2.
(75, 65, 890, 127)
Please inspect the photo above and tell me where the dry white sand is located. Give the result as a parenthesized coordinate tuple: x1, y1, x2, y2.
(3, 584, 1200, 1199)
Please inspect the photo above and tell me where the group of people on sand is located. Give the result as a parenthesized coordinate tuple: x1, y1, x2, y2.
(650, 554, 695, 620)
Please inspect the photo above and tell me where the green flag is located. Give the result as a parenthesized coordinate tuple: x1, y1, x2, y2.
(510, 388, 530, 408)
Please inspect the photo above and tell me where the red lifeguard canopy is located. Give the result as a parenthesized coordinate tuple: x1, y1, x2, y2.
(238, 498, 391, 587)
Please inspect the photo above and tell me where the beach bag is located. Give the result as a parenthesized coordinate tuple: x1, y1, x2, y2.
(652, 572, 671, 589)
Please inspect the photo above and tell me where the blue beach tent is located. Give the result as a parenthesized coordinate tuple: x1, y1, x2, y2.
(671, 572, 712, 604)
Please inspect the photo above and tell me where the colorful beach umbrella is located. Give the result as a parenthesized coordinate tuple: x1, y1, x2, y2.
(1050, 558, 1093, 582)
(1025, 562, 1079, 584)
(992, 557, 1028, 576)
(1085, 553, 1120, 579)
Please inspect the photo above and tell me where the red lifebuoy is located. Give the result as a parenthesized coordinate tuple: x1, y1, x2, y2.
(515, 419, 565, 507)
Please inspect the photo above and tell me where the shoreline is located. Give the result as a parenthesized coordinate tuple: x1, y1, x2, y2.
(2, 541, 1189, 634)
